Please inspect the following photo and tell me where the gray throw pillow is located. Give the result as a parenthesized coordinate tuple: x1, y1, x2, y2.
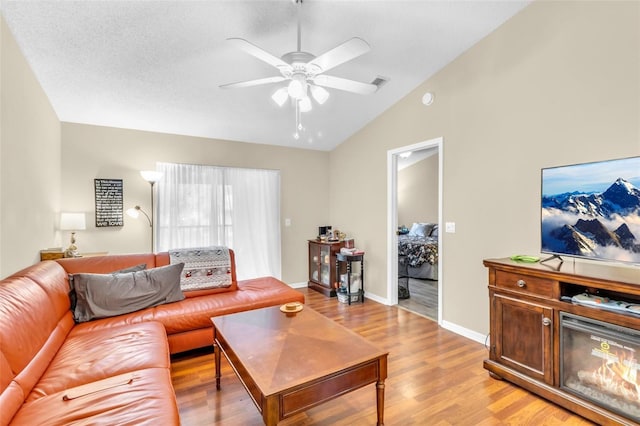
(72, 263, 185, 323)
(69, 263, 148, 311)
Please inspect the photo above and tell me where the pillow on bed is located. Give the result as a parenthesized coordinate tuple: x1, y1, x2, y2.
(71, 263, 185, 323)
(430, 225, 438, 237)
(408, 222, 435, 237)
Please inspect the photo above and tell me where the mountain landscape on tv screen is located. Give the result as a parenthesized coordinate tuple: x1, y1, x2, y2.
(542, 177, 640, 263)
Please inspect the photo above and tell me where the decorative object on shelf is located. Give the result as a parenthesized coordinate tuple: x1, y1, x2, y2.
(318, 225, 331, 238)
(279, 302, 303, 315)
(94, 179, 123, 227)
(337, 288, 361, 304)
(219, 0, 386, 140)
(60, 212, 86, 258)
(127, 170, 162, 252)
(340, 247, 364, 255)
(329, 229, 346, 241)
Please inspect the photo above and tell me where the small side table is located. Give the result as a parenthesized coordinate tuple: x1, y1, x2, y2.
(335, 253, 364, 305)
(40, 250, 65, 261)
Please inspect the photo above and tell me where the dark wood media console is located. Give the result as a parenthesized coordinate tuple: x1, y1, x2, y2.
(484, 258, 640, 426)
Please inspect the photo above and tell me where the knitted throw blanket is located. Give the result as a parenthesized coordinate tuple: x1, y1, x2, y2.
(169, 246, 232, 291)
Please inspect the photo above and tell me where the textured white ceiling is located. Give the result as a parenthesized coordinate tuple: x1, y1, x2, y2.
(1, 0, 530, 151)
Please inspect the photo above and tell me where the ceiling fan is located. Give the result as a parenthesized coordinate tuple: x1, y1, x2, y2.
(219, 1, 386, 113)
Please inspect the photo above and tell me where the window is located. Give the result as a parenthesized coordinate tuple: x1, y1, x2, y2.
(156, 162, 281, 280)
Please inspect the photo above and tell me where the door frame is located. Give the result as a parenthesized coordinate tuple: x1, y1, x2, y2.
(386, 136, 443, 324)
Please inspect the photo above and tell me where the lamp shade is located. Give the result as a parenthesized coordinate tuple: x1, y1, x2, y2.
(299, 96, 312, 113)
(140, 170, 163, 183)
(126, 207, 140, 219)
(271, 87, 289, 107)
(310, 85, 329, 105)
(287, 74, 307, 100)
(60, 213, 86, 231)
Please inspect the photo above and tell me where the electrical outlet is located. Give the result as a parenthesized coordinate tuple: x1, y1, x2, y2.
(445, 222, 456, 233)
(285, 218, 291, 227)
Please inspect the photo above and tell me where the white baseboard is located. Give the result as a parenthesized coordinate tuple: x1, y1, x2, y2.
(441, 320, 487, 346)
(294, 285, 488, 347)
(363, 292, 388, 305)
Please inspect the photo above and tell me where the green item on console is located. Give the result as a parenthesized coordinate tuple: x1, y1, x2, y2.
(510, 255, 540, 263)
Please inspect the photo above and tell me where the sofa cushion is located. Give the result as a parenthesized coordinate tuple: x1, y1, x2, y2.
(72, 263, 185, 323)
(27, 322, 170, 401)
(9, 368, 180, 426)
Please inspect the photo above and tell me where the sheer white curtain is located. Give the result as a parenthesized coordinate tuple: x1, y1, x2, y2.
(156, 162, 281, 280)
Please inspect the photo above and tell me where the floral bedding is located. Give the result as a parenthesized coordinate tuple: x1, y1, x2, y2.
(398, 234, 438, 267)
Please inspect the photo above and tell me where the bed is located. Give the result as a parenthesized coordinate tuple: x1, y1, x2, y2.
(398, 222, 438, 281)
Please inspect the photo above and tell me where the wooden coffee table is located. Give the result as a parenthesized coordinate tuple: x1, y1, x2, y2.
(212, 305, 388, 425)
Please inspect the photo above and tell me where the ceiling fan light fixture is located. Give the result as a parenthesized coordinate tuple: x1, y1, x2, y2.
(299, 96, 312, 113)
(310, 85, 329, 105)
(288, 74, 307, 100)
(271, 87, 289, 107)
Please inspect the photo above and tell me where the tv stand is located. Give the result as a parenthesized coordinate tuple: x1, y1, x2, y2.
(539, 254, 563, 265)
(483, 257, 640, 425)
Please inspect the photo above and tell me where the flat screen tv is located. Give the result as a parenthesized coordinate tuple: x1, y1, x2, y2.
(541, 156, 640, 265)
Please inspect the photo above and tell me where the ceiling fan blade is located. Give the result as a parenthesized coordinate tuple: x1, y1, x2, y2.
(313, 75, 378, 95)
(220, 76, 286, 89)
(227, 38, 291, 70)
(307, 37, 370, 73)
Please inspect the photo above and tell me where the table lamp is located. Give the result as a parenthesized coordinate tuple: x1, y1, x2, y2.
(60, 212, 86, 257)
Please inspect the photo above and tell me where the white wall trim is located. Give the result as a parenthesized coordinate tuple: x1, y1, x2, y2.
(289, 281, 308, 289)
(363, 291, 388, 305)
(441, 320, 488, 346)
(387, 137, 444, 325)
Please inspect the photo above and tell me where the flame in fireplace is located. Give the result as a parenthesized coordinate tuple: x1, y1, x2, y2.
(577, 351, 639, 404)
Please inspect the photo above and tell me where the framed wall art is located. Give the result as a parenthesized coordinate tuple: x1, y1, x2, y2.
(94, 178, 124, 227)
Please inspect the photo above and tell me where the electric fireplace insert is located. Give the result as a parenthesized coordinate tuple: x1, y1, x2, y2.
(560, 312, 640, 422)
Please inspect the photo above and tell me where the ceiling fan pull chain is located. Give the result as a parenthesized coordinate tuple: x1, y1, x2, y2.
(294, 100, 301, 140)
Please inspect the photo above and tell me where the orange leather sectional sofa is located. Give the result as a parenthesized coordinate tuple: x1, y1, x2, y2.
(0, 251, 304, 425)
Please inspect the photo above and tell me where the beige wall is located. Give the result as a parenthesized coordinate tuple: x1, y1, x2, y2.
(398, 154, 439, 227)
(61, 123, 329, 284)
(329, 1, 639, 335)
(2, 1, 639, 338)
(0, 17, 61, 278)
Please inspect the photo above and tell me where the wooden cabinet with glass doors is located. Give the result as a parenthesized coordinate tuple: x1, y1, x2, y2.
(308, 240, 345, 297)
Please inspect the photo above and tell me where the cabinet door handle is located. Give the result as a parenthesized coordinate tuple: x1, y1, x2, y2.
(542, 317, 551, 327)
(516, 279, 526, 288)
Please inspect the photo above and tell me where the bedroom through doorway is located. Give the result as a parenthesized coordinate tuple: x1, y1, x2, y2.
(387, 138, 442, 322)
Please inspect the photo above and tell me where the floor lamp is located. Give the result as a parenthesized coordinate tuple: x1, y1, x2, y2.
(127, 170, 162, 253)
(126, 205, 152, 250)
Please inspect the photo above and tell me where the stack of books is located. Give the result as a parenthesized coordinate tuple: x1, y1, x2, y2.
(340, 247, 364, 256)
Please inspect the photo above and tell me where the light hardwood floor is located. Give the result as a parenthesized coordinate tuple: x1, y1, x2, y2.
(171, 288, 594, 425)
(397, 278, 438, 320)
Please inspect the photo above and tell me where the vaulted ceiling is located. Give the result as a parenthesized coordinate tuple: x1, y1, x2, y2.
(1, 0, 530, 151)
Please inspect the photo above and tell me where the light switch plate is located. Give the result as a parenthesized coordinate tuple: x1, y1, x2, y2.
(445, 222, 456, 233)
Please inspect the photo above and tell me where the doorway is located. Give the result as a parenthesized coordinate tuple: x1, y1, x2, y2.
(387, 137, 443, 323)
